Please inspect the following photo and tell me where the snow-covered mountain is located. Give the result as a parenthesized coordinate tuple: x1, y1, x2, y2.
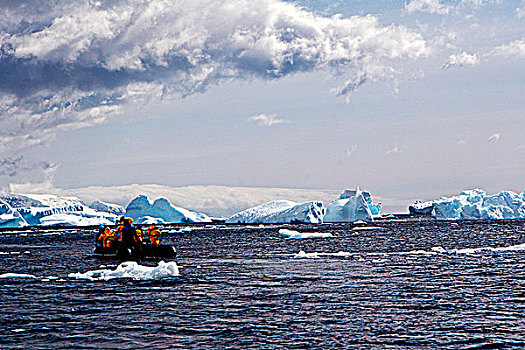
(226, 200, 325, 224)
(409, 189, 525, 220)
(125, 194, 212, 224)
(89, 201, 125, 216)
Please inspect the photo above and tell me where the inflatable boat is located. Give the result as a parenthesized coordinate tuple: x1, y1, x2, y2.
(93, 244, 177, 260)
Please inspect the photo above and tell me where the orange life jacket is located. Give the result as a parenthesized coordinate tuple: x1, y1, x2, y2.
(99, 228, 116, 248)
(134, 229, 145, 244)
(148, 228, 161, 246)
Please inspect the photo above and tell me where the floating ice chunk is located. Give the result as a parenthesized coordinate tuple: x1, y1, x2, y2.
(0, 273, 38, 279)
(125, 194, 211, 224)
(279, 228, 333, 239)
(293, 250, 320, 259)
(352, 226, 384, 231)
(227, 200, 325, 224)
(69, 261, 180, 281)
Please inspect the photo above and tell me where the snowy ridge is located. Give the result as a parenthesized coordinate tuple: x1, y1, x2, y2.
(279, 229, 333, 239)
(226, 200, 325, 224)
(89, 201, 125, 216)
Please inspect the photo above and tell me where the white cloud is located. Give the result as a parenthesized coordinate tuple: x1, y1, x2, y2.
(458, 139, 467, 145)
(249, 113, 290, 127)
(0, 0, 429, 153)
(492, 38, 525, 58)
(406, 0, 452, 15)
(487, 133, 500, 143)
(441, 52, 479, 69)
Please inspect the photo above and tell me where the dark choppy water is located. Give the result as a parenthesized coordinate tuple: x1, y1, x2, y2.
(1, 220, 525, 349)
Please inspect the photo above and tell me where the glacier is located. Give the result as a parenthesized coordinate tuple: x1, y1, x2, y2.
(0, 194, 119, 227)
(324, 188, 381, 223)
(125, 194, 212, 224)
(226, 200, 325, 224)
(411, 189, 525, 220)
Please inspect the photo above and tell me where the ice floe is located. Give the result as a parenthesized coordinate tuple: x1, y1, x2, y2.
(0, 272, 38, 279)
(68, 261, 180, 281)
(292, 243, 525, 259)
(279, 229, 333, 239)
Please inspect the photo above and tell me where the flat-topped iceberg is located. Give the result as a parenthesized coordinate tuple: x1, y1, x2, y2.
(1, 194, 119, 227)
(125, 194, 211, 224)
(412, 189, 525, 220)
(0, 199, 28, 228)
(324, 188, 381, 223)
(226, 200, 325, 224)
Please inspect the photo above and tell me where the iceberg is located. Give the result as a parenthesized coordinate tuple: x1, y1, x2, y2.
(324, 188, 381, 223)
(125, 194, 211, 224)
(226, 200, 325, 224)
(1, 194, 118, 227)
(0, 199, 28, 228)
(412, 189, 525, 220)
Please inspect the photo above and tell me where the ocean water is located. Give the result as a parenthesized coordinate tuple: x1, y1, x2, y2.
(1, 220, 525, 349)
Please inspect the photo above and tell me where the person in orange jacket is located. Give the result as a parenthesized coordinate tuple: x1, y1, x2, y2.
(96, 226, 117, 249)
(147, 224, 162, 247)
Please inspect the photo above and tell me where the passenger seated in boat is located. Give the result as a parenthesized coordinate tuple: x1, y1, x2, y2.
(147, 225, 162, 247)
(96, 226, 117, 249)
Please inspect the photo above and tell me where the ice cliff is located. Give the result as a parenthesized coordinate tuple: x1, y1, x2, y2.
(0, 199, 28, 228)
(125, 194, 211, 224)
(226, 200, 325, 224)
(410, 189, 525, 220)
(324, 188, 382, 223)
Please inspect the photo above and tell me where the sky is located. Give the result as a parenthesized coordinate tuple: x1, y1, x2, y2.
(0, 0, 524, 214)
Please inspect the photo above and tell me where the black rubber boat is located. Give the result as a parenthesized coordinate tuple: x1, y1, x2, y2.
(93, 244, 177, 260)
